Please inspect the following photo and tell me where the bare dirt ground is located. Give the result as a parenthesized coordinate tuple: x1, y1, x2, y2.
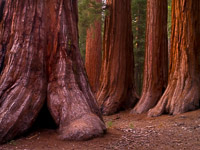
(0, 109, 200, 150)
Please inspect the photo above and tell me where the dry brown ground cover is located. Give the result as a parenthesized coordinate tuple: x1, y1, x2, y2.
(0, 109, 200, 150)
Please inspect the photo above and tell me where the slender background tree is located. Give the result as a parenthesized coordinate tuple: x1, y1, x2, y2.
(79, 0, 147, 97)
(78, 0, 103, 60)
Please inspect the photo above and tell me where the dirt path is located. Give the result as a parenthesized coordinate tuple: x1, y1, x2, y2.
(1, 110, 200, 150)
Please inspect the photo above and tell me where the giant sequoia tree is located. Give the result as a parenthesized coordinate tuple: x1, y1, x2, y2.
(97, 0, 138, 115)
(85, 0, 102, 94)
(132, 0, 168, 114)
(0, 0, 105, 144)
(148, 0, 200, 116)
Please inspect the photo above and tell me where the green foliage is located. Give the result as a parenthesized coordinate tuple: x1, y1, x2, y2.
(106, 121, 113, 128)
(129, 123, 134, 129)
(78, 0, 171, 95)
(168, 0, 172, 39)
(131, 0, 171, 94)
(167, 0, 172, 39)
(9, 140, 16, 146)
(78, 0, 105, 60)
(131, 0, 147, 94)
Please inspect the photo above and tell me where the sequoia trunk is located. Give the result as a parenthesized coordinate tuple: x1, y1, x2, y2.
(132, 0, 168, 114)
(0, 0, 47, 143)
(97, 0, 138, 115)
(148, 0, 200, 116)
(0, 0, 105, 144)
(46, 0, 105, 141)
(85, 0, 102, 94)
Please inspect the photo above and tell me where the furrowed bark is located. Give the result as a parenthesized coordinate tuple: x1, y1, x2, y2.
(97, 0, 138, 115)
(46, 0, 105, 140)
(0, 0, 47, 143)
(85, 0, 102, 94)
(148, 0, 200, 117)
(131, 0, 168, 114)
(0, 0, 105, 144)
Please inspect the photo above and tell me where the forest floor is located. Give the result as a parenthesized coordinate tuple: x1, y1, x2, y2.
(0, 109, 200, 150)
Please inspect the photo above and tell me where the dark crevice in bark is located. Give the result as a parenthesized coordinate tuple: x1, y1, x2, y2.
(31, 101, 57, 130)
(0, 44, 6, 73)
(0, 0, 5, 22)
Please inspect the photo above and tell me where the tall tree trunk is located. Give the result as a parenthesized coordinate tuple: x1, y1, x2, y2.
(46, 0, 105, 141)
(85, 0, 102, 94)
(0, 0, 105, 144)
(97, 0, 138, 115)
(132, 0, 168, 114)
(0, 0, 47, 144)
(148, 0, 200, 117)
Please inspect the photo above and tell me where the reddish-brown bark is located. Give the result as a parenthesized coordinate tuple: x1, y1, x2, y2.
(85, 0, 102, 93)
(97, 0, 138, 115)
(0, 0, 47, 143)
(131, 0, 168, 114)
(0, 0, 105, 144)
(46, 0, 105, 141)
(148, 0, 200, 117)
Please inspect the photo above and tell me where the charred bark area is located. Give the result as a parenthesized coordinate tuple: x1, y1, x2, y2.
(0, 0, 105, 144)
(97, 0, 138, 115)
(148, 0, 200, 117)
(0, 44, 6, 73)
(131, 0, 168, 114)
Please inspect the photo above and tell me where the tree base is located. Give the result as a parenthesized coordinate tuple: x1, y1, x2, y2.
(131, 93, 161, 114)
(148, 80, 200, 117)
(59, 113, 106, 141)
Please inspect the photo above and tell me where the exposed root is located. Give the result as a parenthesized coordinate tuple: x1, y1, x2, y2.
(148, 80, 200, 117)
(59, 114, 106, 141)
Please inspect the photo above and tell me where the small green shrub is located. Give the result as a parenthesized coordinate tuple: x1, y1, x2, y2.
(107, 121, 113, 128)
(129, 123, 134, 129)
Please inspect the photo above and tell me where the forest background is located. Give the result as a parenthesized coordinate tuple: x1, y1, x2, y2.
(78, 0, 172, 95)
